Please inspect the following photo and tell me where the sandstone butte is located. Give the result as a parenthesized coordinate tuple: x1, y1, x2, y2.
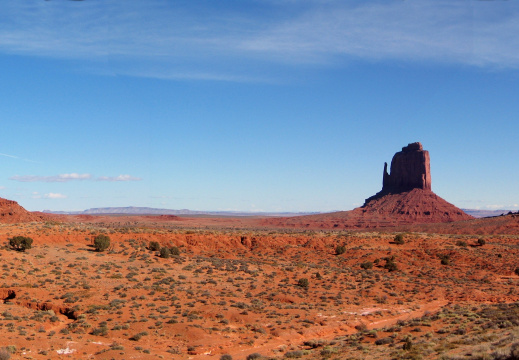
(264, 142, 473, 229)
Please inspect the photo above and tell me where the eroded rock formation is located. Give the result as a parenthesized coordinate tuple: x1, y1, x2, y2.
(264, 142, 473, 229)
(0, 197, 43, 223)
(382, 142, 431, 193)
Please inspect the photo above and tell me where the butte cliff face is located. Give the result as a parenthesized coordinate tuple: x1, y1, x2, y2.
(383, 142, 431, 193)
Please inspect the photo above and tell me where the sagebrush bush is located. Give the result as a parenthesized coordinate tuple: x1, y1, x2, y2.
(297, 278, 309, 288)
(439, 254, 450, 265)
(149, 241, 161, 251)
(394, 234, 404, 245)
(246, 353, 262, 360)
(93, 235, 110, 252)
(360, 261, 373, 270)
(384, 257, 398, 272)
(159, 247, 171, 258)
(9, 236, 33, 252)
(456, 240, 467, 247)
(0, 347, 11, 360)
(335, 245, 346, 255)
(170, 246, 180, 256)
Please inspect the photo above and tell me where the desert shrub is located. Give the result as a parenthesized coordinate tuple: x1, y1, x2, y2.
(477, 238, 486, 246)
(0, 347, 11, 360)
(403, 337, 413, 350)
(384, 257, 398, 272)
(456, 240, 467, 247)
(515, 268, 519, 276)
(129, 331, 148, 341)
(149, 241, 161, 251)
(220, 355, 233, 360)
(8, 236, 33, 252)
(159, 247, 171, 258)
(297, 278, 309, 288)
(285, 350, 304, 358)
(355, 323, 367, 332)
(170, 246, 180, 256)
(439, 254, 450, 265)
(91, 326, 108, 336)
(375, 337, 393, 345)
(360, 261, 373, 270)
(246, 353, 262, 360)
(335, 245, 346, 255)
(93, 235, 110, 252)
(394, 234, 405, 245)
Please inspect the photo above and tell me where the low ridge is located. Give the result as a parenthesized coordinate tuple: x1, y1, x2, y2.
(0, 197, 43, 223)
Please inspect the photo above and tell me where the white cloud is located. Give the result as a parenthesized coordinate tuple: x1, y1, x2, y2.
(484, 204, 519, 210)
(96, 175, 142, 182)
(44, 193, 67, 199)
(10, 173, 92, 182)
(0, 152, 38, 163)
(10, 173, 141, 183)
(0, 0, 518, 82)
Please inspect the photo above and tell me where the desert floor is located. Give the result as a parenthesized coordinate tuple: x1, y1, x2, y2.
(1, 216, 519, 359)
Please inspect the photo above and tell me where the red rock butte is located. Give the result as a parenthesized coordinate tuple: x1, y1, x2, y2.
(264, 142, 473, 229)
(383, 142, 431, 193)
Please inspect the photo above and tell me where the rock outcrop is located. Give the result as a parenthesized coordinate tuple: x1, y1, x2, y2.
(0, 197, 43, 223)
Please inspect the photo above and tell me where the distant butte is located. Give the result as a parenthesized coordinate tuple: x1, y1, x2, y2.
(263, 142, 473, 229)
(358, 142, 472, 223)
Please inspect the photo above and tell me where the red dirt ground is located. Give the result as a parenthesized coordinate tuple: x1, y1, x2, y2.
(0, 196, 518, 359)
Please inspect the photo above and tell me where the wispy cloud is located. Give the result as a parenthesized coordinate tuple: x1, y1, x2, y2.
(44, 193, 67, 199)
(97, 175, 142, 182)
(10, 173, 141, 182)
(31, 192, 67, 199)
(485, 204, 519, 210)
(0, 0, 518, 82)
(0, 152, 38, 163)
(10, 173, 92, 182)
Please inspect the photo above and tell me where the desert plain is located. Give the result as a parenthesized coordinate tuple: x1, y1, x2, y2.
(1, 211, 519, 360)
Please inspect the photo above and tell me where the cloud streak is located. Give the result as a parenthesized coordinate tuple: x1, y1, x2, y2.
(10, 173, 92, 182)
(0, 152, 38, 163)
(10, 173, 141, 182)
(97, 175, 142, 182)
(0, 0, 518, 82)
(44, 193, 67, 199)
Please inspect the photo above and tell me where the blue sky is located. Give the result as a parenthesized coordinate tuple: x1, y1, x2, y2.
(0, 0, 518, 212)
